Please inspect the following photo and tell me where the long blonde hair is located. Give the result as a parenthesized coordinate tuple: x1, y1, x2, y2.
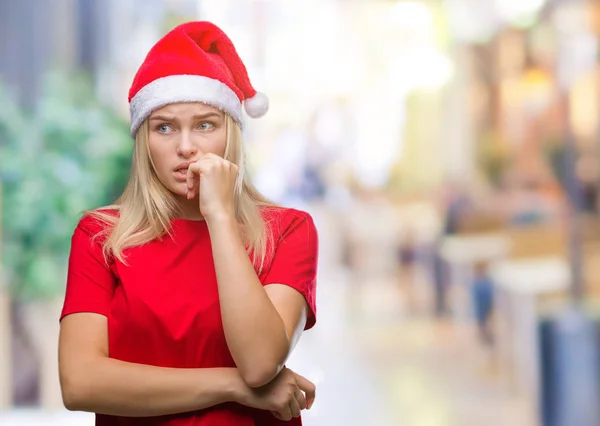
(88, 114, 277, 273)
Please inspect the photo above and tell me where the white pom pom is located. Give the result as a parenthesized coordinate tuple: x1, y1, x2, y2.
(244, 92, 269, 118)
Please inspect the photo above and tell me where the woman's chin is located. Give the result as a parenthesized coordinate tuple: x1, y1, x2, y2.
(173, 189, 199, 202)
(165, 181, 199, 200)
(169, 182, 188, 197)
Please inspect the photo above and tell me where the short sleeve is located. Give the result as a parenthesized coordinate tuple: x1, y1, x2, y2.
(60, 216, 117, 321)
(261, 210, 318, 330)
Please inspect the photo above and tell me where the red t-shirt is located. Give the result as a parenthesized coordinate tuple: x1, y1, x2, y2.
(60, 207, 318, 426)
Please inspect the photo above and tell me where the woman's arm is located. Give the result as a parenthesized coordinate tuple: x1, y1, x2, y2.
(188, 156, 318, 388)
(60, 313, 316, 418)
(207, 214, 309, 388)
(59, 312, 242, 417)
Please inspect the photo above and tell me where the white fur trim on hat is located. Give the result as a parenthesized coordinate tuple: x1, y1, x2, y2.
(129, 74, 244, 137)
(244, 92, 269, 118)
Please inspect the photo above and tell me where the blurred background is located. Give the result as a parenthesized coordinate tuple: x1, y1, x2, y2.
(2, 0, 600, 425)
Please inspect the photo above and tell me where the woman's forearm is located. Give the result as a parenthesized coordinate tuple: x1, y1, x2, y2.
(207, 214, 290, 387)
(62, 357, 241, 417)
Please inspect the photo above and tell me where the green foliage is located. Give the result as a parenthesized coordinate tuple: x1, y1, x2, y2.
(0, 71, 132, 300)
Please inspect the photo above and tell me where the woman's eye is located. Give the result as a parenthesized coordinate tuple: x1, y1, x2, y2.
(198, 122, 214, 130)
(157, 124, 173, 133)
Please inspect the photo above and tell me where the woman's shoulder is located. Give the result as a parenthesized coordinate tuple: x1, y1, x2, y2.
(260, 206, 317, 242)
(260, 205, 314, 226)
(75, 207, 120, 238)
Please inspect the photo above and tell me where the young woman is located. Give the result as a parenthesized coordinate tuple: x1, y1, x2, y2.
(58, 21, 319, 425)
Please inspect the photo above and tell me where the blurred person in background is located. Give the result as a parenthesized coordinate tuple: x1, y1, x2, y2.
(470, 261, 495, 345)
(396, 228, 420, 314)
(57, 21, 318, 426)
(431, 182, 473, 317)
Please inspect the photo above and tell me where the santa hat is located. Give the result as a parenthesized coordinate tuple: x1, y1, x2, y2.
(128, 21, 269, 137)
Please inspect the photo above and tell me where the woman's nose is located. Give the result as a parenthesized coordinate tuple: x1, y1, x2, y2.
(177, 133, 198, 157)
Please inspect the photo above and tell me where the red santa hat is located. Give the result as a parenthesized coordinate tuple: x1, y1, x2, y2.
(128, 21, 269, 137)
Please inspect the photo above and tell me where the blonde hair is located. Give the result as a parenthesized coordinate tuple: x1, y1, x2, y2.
(88, 114, 277, 273)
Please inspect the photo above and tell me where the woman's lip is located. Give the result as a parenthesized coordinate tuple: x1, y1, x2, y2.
(173, 170, 188, 182)
(175, 160, 195, 171)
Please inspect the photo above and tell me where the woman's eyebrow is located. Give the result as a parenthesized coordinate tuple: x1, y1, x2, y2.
(192, 112, 223, 120)
(149, 115, 175, 121)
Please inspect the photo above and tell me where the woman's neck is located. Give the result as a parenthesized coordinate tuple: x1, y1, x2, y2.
(175, 197, 204, 221)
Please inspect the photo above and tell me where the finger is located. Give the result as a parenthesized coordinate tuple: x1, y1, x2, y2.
(186, 163, 206, 199)
(276, 404, 293, 422)
(203, 152, 221, 161)
(192, 157, 230, 175)
(186, 157, 228, 199)
(191, 173, 200, 199)
(294, 388, 307, 410)
(294, 373, 316, 409)
(186, 164, 198, 193)
(186, 176, 197, 199)
(199, 155, 234, 173)
(204, 152, 233, 163)
(289, 397, 301, 418)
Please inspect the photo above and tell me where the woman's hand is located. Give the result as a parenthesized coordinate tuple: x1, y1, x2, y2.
(235, 367, 316, 421)
(186, 153, 238, 220)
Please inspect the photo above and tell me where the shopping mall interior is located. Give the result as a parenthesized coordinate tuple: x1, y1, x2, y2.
(3, 0, 600, 425)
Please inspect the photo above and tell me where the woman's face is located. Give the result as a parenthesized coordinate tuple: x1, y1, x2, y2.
(147, 102, 227, 199)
